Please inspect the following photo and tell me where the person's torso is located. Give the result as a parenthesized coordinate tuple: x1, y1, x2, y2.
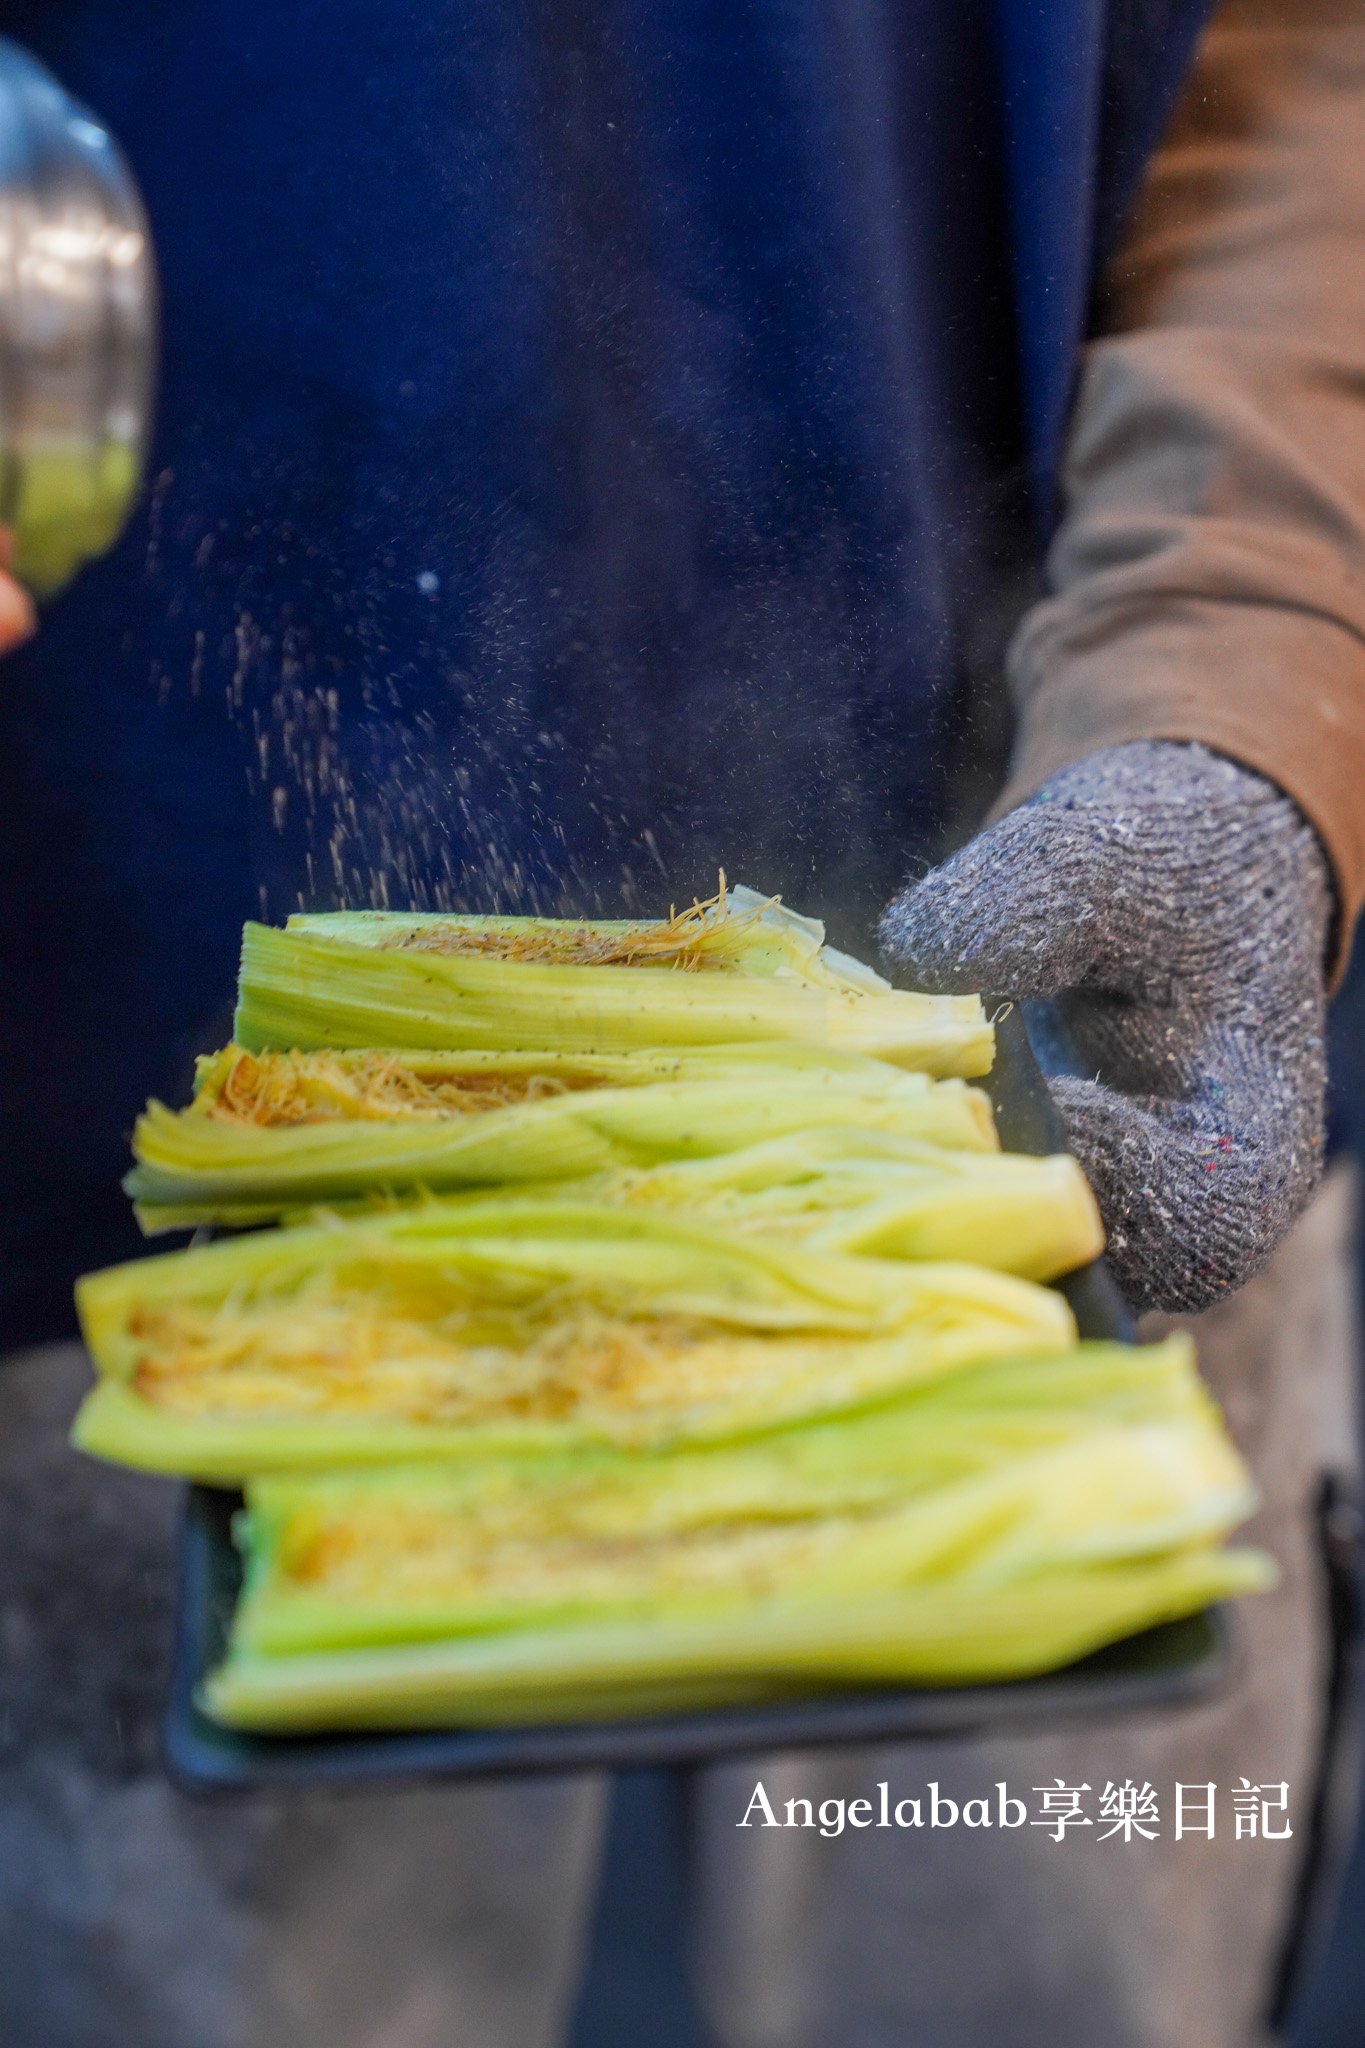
(0, 0, 1207, 1332)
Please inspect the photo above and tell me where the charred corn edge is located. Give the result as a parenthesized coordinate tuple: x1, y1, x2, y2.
(198, 1549, 1276, 1730)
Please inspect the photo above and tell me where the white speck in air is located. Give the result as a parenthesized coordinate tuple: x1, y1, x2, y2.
(417, 571, 439, 595)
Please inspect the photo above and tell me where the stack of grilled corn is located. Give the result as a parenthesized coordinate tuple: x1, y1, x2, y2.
(71, 882, 1271, 1729)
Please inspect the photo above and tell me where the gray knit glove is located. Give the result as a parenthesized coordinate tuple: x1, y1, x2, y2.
(878, 742, 1332, 1313)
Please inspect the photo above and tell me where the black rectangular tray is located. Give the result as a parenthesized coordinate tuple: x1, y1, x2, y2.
(165, 1006, 1231, 1792)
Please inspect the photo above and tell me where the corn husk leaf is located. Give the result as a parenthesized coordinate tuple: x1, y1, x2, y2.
(284, 884, 891, 994)
(256, 1132, 1100, 1283)
(125, 1048, 998, 1234)
(232, 921, 994, 1075)
(202, 1547, 1273, 1730)
(71, 1201, 1075, 1479)
(205, 1334, 1270, 1732)
(227, 1337, 1249, 1657)
(563, 1127, 1102, 1281)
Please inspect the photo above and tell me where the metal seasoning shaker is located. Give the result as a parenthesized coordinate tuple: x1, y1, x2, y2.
(0, 39, 155, 598)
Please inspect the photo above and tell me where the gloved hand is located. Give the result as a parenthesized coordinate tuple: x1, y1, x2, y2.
(878, 742, 1333, 1313)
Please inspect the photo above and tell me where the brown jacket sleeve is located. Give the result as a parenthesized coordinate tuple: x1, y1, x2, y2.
(997, 0, 1365, 979)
